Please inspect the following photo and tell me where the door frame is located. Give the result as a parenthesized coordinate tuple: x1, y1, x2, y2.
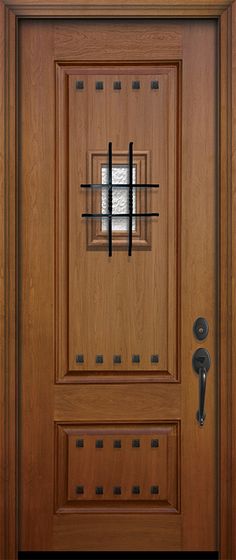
(0, 1, 235, 558)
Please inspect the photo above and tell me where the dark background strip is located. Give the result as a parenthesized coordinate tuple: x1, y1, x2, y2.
(19, 551, 219, 560)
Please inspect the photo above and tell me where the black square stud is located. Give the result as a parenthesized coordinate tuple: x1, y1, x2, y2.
(151, 439, 159, 448)
(132, 485, 140, 495)
(113, 440, 122, 448)
(132, 81, 140, 90)
(95, 440, 103, 448)
(113, 486, 122, 495)
(113, 81, 121, 90)
(151, 354, 159, 364)
(132, 354, 140, 364)
(76, 80, 84, 90)
(95, 486, 103, 495)
(76, 439, 84, 448)
(113, 355, 122, 364)
(96, 355, 103, 364)
(132, 439, 140, 448)
(151, 80, 159, 90)
(76, 485, 84, 495)
(76, 354, 84, 364)
(151, 485, 159, 495)
(96, 81, 104, 90)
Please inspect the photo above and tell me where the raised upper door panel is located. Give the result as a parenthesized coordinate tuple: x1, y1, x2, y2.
(56, 64, 180, 382)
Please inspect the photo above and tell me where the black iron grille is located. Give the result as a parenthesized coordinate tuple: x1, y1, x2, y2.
(81, 142, 160, 256)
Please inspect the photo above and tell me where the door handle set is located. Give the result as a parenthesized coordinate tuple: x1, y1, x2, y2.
(192, 318, 211, 427)
(192, 348, 211, 426)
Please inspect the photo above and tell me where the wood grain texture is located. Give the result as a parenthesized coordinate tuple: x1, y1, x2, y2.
(54, 21, 183, 60)
(53, 513, 181, 551)
(86, 150, 151, 250)
(2, 0, 234, 18)
(2, 6, 18, 560)
(19, 19, 217, 552)
(18, 20, 55, 550)
(232, 5, 236, 560)
(54, 384, 181, 421)
(219, 8, 233, 560)
(56, 422, 179, 511)
(180, 20, 217, 551)
(0, 2, 235, 559)
(0, 3, 5, 559)
(3, 0, 234, 5)
(56, 63, 179, 378)
(55, 57, 180, 384)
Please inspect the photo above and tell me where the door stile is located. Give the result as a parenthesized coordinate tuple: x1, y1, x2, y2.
(1, 5, 18, 560)
(231, 4, 236, 560)
(219, 7, 233, 560)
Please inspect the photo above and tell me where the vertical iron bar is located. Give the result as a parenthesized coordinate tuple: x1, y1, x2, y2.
(108, 142, 112, 257)
(128, 142, 133, 256)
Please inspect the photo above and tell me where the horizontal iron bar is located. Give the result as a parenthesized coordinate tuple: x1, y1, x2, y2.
(80, 183, 159, 189)
(82, 212, 160, 218)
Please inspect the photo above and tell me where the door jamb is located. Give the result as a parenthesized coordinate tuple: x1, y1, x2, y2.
(0, 1, 235, 558)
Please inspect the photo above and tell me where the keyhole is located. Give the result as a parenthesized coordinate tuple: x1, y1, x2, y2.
(193, 317, 209, 341)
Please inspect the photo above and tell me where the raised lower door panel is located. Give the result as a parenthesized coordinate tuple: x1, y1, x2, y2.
(19, 19, 217, 551)
(56, 422, 179, 511)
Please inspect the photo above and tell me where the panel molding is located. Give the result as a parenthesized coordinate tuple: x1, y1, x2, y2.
(2, 0, 234, 17)
(55, 61, 180, 384)
(0, 1, 235, 559)
(86, 150, 151, 249)
(55, 421, 180, 514)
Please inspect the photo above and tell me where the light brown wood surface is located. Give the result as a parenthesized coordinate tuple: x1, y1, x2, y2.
(232, 4, 236, 558)
(2, 0, 234, 17)
(58, 423, 179, 510)
(0, 3, 5, 560)
(59, 64, 178, 378)
(18, 19, 217, 552)
(0, 1, 235, 559)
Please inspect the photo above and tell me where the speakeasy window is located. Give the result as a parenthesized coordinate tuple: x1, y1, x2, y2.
(81, 142, 159, 256)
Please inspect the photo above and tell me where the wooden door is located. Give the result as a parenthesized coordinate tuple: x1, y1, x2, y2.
(19, 19, 217, 552)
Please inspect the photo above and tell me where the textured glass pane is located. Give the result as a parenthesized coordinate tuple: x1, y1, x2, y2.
(101, 165, 136, 232)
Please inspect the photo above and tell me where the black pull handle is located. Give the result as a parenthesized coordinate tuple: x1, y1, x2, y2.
(197, 367, 207, 426)
(192, 348, 211, 427)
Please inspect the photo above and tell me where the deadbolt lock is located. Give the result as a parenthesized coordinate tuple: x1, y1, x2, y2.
(193, 317, 209, 341)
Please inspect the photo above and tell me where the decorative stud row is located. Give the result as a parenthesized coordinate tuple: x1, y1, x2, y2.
(76, 438, 159, 448)
(76, 80, 159, 91)
(76, 485, 159, 495)
(76, 354, 159, 364)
